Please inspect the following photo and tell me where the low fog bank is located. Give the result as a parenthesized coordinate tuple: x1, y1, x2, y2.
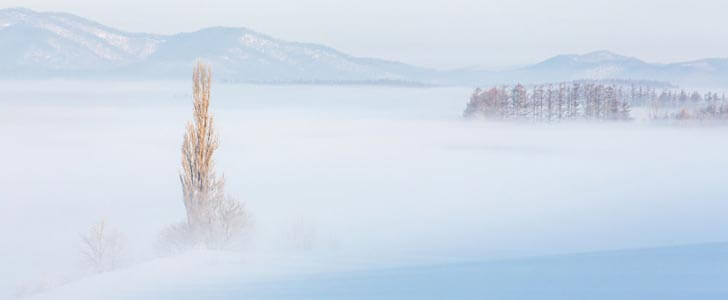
(21, 242, 728, 300)
(2, 81, 728, 297)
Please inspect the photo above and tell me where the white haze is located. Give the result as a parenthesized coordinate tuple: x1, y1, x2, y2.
(2, 81, 728, 298)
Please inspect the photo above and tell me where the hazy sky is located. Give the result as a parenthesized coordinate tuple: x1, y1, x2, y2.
(4, 0, 728, 69)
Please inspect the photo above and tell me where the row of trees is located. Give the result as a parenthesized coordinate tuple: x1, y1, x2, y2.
(648, 90, 728, 121)
(464, 82, 632, 121)
(650, 90, 726, 108)
(465, 80, 728, 122)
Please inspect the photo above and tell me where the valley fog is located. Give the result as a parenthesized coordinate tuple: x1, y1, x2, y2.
(2, 81, 728, 297)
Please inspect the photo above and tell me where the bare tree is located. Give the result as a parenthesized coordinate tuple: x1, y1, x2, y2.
(690, 91, 702, 104)
(169, 62, 249, 250)
(180, 62, 218, 229)
(463, 88, 483, 118)
(545, 85, 554, 121)
(284, 218, 318, 251)
(80, 220, 124, 273)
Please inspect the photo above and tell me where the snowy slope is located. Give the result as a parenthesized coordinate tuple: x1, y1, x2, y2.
(26, 242, 728, 300)
(128, 27, 432, 82)
(0, 8, 163, 75)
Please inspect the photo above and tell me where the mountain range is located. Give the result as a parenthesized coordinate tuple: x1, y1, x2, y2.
(2, 7, 728, 87)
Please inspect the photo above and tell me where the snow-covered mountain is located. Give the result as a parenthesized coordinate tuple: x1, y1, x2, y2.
(0, 8, 433, 83)
(526, 50, 653, 79)
(497, 50, 728, 87)
(2, 8, 728, 87)
(0, 8, 164, 76)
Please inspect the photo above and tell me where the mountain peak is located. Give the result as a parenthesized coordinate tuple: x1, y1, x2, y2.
(0, 7, 36, 19)
(566, 50, 640, 64)
(581, 50, 630, 61)
(0, 7, 35, 13)
(535, 50, 644, 69)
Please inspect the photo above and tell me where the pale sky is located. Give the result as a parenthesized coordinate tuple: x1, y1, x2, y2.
(4, 0, 728, 69)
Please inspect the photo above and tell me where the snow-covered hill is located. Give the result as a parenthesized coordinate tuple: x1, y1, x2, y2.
(524, 50, 654, 80)
(26, 242, 728, 300)
(0, 8, 163, 76)
(499, 50, 728, 87)
(0, 8, 432, 83)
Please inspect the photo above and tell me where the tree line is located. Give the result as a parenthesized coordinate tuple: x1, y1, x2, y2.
(464, 80, 728, 122)
(648, 89, 728, 121)
(464, 82, 632, 121)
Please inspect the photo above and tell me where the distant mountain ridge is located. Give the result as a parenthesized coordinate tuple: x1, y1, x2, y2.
(509, 50, 728, 87)
(0, 8, 163, 73)
(0, 7, 433, 83)
(2, 7, 728, 87)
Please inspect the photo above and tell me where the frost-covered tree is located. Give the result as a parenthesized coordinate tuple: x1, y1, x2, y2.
(80, 220, 124, 273)
(557, 84, 566, 121)
(690, 91, 702, 104)
(164, 62, 249, 251)
(513, 84, 527, 118)
(463, 88, 483, 117)
(605, 86, 619, 120)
